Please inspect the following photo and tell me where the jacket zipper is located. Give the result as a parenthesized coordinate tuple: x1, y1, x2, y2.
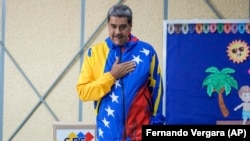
(119, 48, 126, 140)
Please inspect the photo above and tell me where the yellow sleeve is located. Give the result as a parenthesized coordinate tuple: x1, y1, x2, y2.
(76, 47, 116, 102)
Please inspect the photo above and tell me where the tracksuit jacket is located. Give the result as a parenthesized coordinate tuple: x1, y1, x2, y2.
(76, 34, 165, 141)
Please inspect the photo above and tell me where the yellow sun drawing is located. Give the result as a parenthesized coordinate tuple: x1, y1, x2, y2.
(227, 40, 250, 64)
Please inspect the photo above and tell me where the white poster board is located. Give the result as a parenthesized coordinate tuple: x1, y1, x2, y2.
(53, 122, 96, 141)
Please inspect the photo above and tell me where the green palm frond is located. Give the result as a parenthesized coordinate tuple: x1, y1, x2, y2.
(206, 85, 214, 96)
(202, 66, 238, 96)
(205, 66, 220, 73)
(221, 68, 235, 74)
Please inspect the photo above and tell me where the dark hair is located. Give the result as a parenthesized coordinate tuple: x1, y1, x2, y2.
(107, 4, 132, 24)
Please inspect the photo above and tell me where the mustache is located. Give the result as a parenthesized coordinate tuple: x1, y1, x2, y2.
(113, 34, 123, 38)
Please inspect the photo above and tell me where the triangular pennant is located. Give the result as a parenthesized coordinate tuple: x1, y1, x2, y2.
(167, 24, 175, 34)
(174, 24, 182, 34)
(181, 24, 189, 34)
(203, 23, 210, 34)
(209, 23, 217, 33)
(246, 23, 250, 34)
(224, 23, 231, 34)
(217, 23, 224, 34)
(231, 23, 238, 34)
(189, 24, 195, 34)
(238, 23, 245, 34)
(195, 23, 203, 34)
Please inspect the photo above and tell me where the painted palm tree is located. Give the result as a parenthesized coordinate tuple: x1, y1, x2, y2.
(202, 66, 238, 117)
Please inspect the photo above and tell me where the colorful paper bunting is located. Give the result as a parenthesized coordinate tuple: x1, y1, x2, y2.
(167, 24, 175, 34)
(217, 24, 224, 34)
(223, 23, 231, 34)
(167, 23, 249, 34)
(238, 23, 245, 34)
(189, 24, 195, 34)
(246, 23, 250, 34)
(209, 23, 217, 33)
(195, 24, 203, 34)
(202, 23, 210, 34)
(174, 24, 182, 34)
(231, 23, 238, 34)
(181, 24, 189, 34)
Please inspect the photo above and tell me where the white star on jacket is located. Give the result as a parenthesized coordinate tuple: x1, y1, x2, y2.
(115, 80, 121, 89)
(140, 48, 150, 56)
(98, 128, 104, 138)
(132, 55, 143, 65)
(102, 117, 110, 128)
(105, 105, 115, 117)
(110, 92, 119, 103)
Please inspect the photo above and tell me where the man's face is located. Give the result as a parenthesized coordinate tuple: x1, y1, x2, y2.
(108, 16, 132, 46)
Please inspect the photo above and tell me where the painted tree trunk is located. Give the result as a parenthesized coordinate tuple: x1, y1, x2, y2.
(218, 90, 229, 117)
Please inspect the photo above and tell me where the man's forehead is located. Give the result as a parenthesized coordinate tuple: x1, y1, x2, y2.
(109, 16, 128, 21)
(109, 23, 128, 26)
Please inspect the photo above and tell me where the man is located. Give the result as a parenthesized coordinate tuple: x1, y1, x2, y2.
(76, 4, 165, 141)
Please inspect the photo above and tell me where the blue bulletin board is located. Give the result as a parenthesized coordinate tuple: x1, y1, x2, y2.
(163, 19, 250, 125)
